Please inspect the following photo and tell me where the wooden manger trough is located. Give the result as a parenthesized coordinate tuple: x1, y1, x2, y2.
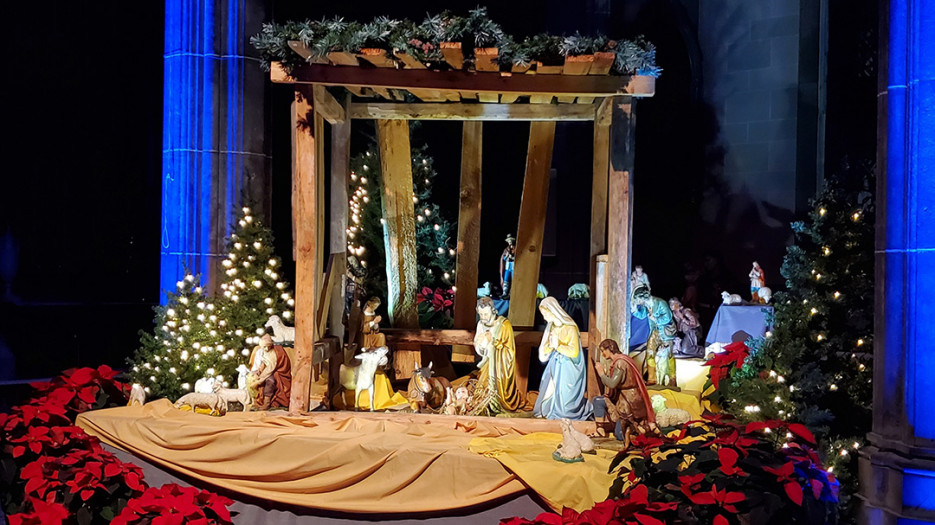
(272, 46, 654, 412)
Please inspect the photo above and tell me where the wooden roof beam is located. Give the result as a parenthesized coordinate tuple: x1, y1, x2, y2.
(349, 102, 598, 121)
(270, 62, 655, 98)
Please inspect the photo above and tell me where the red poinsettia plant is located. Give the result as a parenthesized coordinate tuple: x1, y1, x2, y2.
(504, 415, 838, 525)
(29, 365, 132, 420)
(112, 484, 235, 525)
(416, 286, 455, 328)
(705, 341, 751, 389)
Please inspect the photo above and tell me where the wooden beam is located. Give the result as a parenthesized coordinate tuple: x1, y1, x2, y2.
(588, 118, 611, 400)
(317, 253, 338, 338)
(348, 102, 596, 121)
(508, 122, 556, 325)
(271, 62, 656, 98)
(382, 328, 590, 348)
(329, 105, 351, 342)
(289, 86, 322, 414)
(376, 120, 420, 328)
(606, 98, 637, 347)
(312, 85, 346, 124)
(453, 122, 483, 329)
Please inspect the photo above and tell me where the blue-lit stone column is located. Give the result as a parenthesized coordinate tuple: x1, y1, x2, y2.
(160, 0, 269, 300)
(859, 0, 935, 522)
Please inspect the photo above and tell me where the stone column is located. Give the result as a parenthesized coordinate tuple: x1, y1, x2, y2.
(160, 0, 270, 300)
(859, 0, 935, 522)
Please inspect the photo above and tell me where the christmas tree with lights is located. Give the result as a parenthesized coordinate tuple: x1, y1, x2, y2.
(711, 169, 874, 514)
(347, 142, 457, 327)
(215, 206, 295, 357)
(128, 206, 295, 400)
(128, 275, 227, 400)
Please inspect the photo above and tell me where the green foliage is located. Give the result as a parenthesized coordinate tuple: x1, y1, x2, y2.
(251, 9, 660, 75)
(710, 168, 874, 519)
(347, 139, 456, 324)
(128, 207, 294, 401)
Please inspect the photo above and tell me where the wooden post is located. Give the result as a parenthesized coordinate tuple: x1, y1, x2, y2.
(376, 120, 420, 328)
(329, 95, 351, 343)
(606, 98, 637, 347)
(290, 86, 322, 413)
(588, 111, 611, 399)
(508, 121, 557, 326)
(452, 122, 483, 363)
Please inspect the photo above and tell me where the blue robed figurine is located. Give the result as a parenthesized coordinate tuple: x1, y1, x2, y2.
(630, 286, 679, 388)
(534, 297, 592, 420)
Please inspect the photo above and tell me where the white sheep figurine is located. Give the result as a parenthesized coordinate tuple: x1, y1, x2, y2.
(339, 346, 390, 411)
(194, 377, 218, 394)
(128, 383, 146, 407)
(213, 382, 252, 412)
(264, 315, 295, 344)
(651, 395, 692, 428)
(756, 287, 773, 304)
(552, 418, 596, 463)
(721, 291, 743, 305)
(174, 392, 226, 416)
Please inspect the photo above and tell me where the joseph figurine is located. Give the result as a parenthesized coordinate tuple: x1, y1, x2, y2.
(473, 296, 522, 414)
(248, 333, 293, 410)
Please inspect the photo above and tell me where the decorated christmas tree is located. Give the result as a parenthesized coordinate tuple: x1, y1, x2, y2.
(128, 275, 226, 400)
(128, 206, 295, 400)
(347, 141, 457, 327)
(710, 168, 874, 515)
(215, 206, 295, 356)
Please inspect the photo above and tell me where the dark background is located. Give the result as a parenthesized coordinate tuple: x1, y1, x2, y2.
(0, 0, 876, 382)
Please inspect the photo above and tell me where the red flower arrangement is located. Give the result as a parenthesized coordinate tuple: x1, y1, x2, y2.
(2, 365, 235, 524)
(416, 287, 455, 328)
(705, 341, 751, 389)
(112, 484, 235, 525)
(502, 415, 838, 525)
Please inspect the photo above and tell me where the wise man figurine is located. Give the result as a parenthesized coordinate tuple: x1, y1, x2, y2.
(500, 234, 516, 299)
(630, 286, 678, 389)
(473, 296, 522, 414)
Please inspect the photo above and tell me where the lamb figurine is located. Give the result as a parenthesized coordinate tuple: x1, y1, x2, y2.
(651, 395, 692, 428)
(339, 346, 390, 411)
(128, 383, 146, 407)
(721, 291, 743, 305)
(194, 377, 217, 394)
(756, 286, 773, 304)
(264, 315, 295, 344)
(174, 392, 226, 416)
(213, 382, 252, 412)
(552, 418, 596, 463)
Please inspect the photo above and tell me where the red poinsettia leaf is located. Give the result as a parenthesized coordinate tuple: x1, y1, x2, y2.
(713, 515, 729, 525)
(561, 507, 581, 522)
(688, 491, 716, 505)
(97, 364, 118, 380)
(31, 498, 70, 524)
(153, 514, 187, 525)
(29, 381, 53, 392)
(531, 512, 562, 525)
(68, 368, 96, 386)
(28, 441, 43, 454)
(77, 386, 99, 405)
(787, 423, 816, 444)
(104, 462, 122, 478)
(811, 478, 824, 500)
(208, 496, 234, 522)
(718, 448, 739, 472)
(13, 445, 26, 458)
(126, 471, 146, 492)
(723, 490, 746, 504)
(634, 513, 665, 525)
(679, 473, 705, 487)
(744, 421, 769, 434)
(80, 488, 97, 501)
(785, 480, 804, 505)
(421, 287, 433, 296)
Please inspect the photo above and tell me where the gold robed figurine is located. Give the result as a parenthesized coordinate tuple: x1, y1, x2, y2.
(473, 296, 522, 414)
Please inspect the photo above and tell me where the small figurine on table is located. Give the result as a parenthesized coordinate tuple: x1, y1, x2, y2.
(592, 339, 658, 446)
(631, 286, 678, 389)
(361, 297, 385, 349)
(749, 261, 766, 302)
(534, 297, 592, 420)
(500, 234, 516, 299)
(630, 266, 651, 295)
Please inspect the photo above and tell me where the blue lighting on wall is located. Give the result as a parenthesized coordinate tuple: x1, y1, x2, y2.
(161, 0, 247, 302)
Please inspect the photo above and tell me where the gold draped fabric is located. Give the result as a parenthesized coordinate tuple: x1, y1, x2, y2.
(76, 400, 598, 514)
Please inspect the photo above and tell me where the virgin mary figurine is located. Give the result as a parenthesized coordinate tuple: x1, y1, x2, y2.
(533, 297, 592, 420)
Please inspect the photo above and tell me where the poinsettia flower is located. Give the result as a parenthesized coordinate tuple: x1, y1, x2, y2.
(103, 457, 147, 492)
(21, 456, 62, 499)
(717, 447, 747, 476)
(7, 497, 69, 525)
(684, 485, 746, 513)
(763, 461, 803, 505)
(9, 425, 53, 457)
(96, 364, 119, 380)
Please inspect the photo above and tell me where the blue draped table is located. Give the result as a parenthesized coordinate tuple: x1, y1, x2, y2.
(705, 305, 773, 345)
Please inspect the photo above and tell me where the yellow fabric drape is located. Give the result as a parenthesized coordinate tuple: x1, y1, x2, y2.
(332, 371, 409, 411)
(77, 400, 597, 513)
(469, 433, 617, 512)
(477, 321, 523, 412)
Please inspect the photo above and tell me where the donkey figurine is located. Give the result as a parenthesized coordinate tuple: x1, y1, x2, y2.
(407, 362, 451, 413)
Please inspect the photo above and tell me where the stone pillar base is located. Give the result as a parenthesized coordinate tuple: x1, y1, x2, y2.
(859, 436, 935, 523)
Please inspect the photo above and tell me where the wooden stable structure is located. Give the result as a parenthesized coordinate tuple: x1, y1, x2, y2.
(271, 45, 654, 413)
